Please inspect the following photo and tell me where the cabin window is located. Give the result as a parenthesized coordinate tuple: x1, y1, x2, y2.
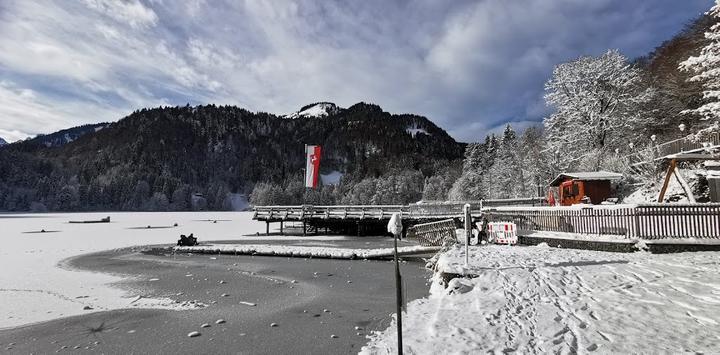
(572, 183, 580, 196)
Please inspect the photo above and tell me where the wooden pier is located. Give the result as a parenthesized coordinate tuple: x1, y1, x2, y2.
(252, 198, 544, 235)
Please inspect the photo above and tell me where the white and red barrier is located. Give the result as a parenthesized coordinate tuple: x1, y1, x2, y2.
(487, 221, 517, 245)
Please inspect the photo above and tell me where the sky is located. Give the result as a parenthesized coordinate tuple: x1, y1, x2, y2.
(0, 0, 713, 143)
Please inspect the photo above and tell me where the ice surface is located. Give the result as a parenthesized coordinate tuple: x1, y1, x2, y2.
(362, 244, 720, 354)
(0, 211, 263, 329)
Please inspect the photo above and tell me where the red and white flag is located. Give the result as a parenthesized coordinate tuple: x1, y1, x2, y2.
(305, 145, 322, 188)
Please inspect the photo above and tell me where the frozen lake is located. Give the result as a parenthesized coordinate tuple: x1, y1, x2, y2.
(0, 211, 264, 329)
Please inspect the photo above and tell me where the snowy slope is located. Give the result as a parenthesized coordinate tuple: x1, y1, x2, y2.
(406, 125, 430, 138)
(0, 137, 7, 146)
(362, 244, 720, 354)
(285, 102, 340, 119)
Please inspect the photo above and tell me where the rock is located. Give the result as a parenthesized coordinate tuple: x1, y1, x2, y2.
(355, 326, 363, 330)
(323, 309, 330, 313)
(83, 306, 93, 310)
(270, 323, 278, 327)
(239, 301, 256, 306)
(357, 332, 363, 336)
(200, 323, 210, 328)
(220, 293, 229, 297)
(215, 319, 226, 324)
(330, 334, 338, 338)
(188, 331, 201, 338)
(219, 280, 226, 284)
(291, 280, 297, 283)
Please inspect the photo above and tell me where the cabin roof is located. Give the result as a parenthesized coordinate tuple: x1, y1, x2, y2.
(549, 171, 623, 186)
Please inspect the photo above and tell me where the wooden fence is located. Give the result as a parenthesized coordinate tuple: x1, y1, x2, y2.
(484, 204, 720, 239)
(406, 219, 459, 246)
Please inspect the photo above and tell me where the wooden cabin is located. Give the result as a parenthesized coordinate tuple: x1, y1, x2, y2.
(549, 171, 622, 206)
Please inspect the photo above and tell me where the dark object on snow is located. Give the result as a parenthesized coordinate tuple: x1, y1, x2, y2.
(177, 233, 198, 246)
(69, 216, 111, 224)
(41, 229, 46, 233)
(174, 223, 178, 227)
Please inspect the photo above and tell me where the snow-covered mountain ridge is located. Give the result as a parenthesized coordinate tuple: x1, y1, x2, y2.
(285, 102, 340, 118)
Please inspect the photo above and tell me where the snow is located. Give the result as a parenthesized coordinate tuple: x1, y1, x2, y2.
(623, 169, 697, 204)
(0, 211, 263, 329)
(174, 243, 438, 259)
(362, 244, 720, 354)
(284, 103, 339, 119)
(406, 126, 429, 138)
(320, 170, 343, 185)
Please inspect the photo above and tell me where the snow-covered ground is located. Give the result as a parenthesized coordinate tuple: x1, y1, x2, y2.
(362, 244, 720, 354)
(175, 243, 439, 259)
(0, 211, 263, 329)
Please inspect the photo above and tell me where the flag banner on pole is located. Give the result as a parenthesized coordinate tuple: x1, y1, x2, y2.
(305, 145, 322, 188)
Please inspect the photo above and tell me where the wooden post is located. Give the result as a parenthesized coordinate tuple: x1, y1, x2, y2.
(658, 159, 677, 202)
(464, 204, 471, 267)
(280, 221, 284, 235)
(266, 221, 270, 235)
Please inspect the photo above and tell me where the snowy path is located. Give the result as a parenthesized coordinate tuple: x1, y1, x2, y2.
(362, 245, 720, 354)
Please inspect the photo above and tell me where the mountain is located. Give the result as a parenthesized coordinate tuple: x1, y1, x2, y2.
(0, 102, 463, 211)
(0, 137, 7, 146)
(22, 123, 110, 149)
(284, 102, 340, 119)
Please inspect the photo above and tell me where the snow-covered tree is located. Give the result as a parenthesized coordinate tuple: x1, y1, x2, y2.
(679, 0, 720, 121)
(485, 125, 525, 199)
(519, 126, 550, 196)
(544, 49, 654, 171)
(448, 139, 496, 200)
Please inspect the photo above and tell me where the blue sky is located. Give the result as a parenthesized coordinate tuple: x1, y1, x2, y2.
(0, 0, 713, 143)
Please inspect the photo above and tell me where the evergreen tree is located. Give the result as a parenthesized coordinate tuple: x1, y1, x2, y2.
(679, 0, 720, 122)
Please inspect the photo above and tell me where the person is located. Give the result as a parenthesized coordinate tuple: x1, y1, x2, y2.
(177, 234, 198, 246)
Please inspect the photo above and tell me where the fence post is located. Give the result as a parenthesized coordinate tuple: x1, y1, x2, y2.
(464, 204, 471, 267)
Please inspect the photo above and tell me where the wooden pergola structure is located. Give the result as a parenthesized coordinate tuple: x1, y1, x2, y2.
(658, 153, 720, 202)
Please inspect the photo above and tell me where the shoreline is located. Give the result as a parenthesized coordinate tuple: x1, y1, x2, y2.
(0, 241, 432, 353)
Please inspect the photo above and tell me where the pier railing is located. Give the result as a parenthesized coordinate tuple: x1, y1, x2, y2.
(253, 198, 546, 222)
(406, 219, 459, 246)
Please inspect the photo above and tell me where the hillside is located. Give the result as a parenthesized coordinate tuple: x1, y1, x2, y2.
(0, 102, 464, 211)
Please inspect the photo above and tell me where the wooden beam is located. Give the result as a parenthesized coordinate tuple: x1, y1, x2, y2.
(664, 153, 720, 161)
(658, 159, 677, 203)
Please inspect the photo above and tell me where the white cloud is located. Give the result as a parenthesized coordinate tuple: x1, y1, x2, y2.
(82, 0, 158, 29)
(0, 81, 124, 142)
(0, 0, 712, 143)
